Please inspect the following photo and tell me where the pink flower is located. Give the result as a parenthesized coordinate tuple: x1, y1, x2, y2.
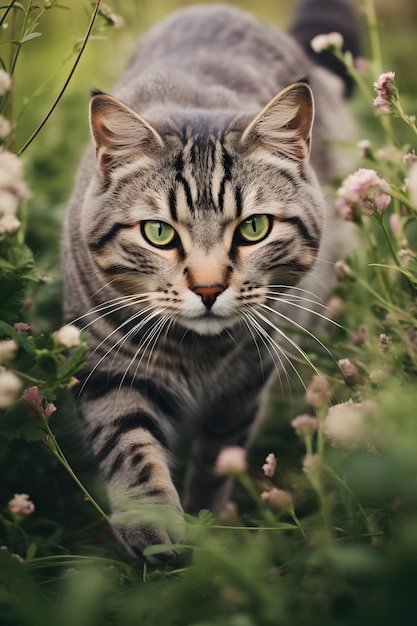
(291, 414, 318, 436)
(389, 213, 401, 235)
(373, 71, 396, 113)
(215, 446, 247, 475)
(21, 386, 56, 420)
(398, 248, 414, 267)
(305, 374, 333, 407)
(403, 152, 416, 167)
(8, 493, 35, 516)
(262, 453, 277, 478)
(261, 488, 294, 511)
(336, 168, 391, 219)
(13, 322, 30, 332)
(338, 358, 362, 386)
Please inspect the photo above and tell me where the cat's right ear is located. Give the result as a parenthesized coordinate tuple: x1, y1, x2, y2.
(89, 91, 164, 184)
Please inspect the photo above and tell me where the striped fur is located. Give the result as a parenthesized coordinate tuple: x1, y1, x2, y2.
(63, 3, 357, 562)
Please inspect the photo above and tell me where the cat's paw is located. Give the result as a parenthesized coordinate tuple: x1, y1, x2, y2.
(111, 502, 185, 565)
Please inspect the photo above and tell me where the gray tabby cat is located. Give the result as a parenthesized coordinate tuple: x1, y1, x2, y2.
(62, 0, 359, 562)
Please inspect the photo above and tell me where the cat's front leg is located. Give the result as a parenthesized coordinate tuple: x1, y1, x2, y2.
(80, 391, 184, 563)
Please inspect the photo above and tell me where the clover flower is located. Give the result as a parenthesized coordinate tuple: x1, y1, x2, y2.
(22, 385, 56, 420)
(291, 414, 318, 436)
(0, 368, 22, 409)
(262, 453, 277, 478)
(305, 374, 333, 407)
(53, 324, 81, 348)
(215, 446, 247, 475)
(373, 71, 396, 113)
(0, 149, 30, 234)
(0, 339, 17, 363)
(338, 358, 362, 386)
(8, 493, 35, 516)
(323, 399, 376, 448)
(336, 168, 391, 220)
(310, 32, 343, 54)
(261, 488, 294, 511)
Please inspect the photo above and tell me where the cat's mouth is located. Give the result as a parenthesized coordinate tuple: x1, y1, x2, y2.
(177, 311, 240, 336)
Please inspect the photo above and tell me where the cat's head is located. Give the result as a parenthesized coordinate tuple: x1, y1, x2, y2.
(84, 83, 325, 336)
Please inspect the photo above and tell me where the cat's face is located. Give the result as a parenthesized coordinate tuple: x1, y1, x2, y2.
(84, 85, 324, 336)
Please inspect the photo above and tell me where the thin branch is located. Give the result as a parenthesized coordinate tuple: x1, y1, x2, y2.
(17, 0, 102, 156)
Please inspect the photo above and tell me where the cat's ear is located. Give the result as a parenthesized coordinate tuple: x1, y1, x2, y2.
(241, 82, 314, 161)
(89, 91, 163, 182)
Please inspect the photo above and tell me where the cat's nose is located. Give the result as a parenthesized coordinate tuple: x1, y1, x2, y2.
(191, 284, 226, 310)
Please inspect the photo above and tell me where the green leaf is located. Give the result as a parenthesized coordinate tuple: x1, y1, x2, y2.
(19, 33, 42, 44)
(0, 410, 48, 442)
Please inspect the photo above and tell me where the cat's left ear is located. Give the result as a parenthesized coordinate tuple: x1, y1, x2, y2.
(241, 82, 314, 161)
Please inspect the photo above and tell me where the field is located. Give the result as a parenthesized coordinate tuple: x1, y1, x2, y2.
(1, 1, 417, 625)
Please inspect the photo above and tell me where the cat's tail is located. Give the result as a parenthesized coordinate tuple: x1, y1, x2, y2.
(289, 0, 361, 97)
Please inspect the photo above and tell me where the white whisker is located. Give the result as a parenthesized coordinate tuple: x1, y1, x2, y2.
(264, 295, 344, 331)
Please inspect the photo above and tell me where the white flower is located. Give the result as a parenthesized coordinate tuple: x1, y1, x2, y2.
(0, 339, 17, 363)
(0, 115, 11, 139)
(8, 493, 35, 516)
(291, 414, 318, 436)
(0, 69, 11, 96)
(0, 213, 20, 233)
(310, 32, 344, 53)
(53, 324, 81, 348)
(0, 368, 22, 408)
(262, 453, 277, 478)
(215, 446, 247, 475)
(323, 399, 376, 448)
(406, 162, 417, 207)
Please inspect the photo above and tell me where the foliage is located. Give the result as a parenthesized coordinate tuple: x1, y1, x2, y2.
(1, 1, 417, 625)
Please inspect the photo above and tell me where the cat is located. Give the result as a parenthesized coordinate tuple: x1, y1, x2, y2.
(62, 0, 359, 563)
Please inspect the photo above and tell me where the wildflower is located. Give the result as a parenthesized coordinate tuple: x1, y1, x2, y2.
(0, 368, 22, 408)
(215, 446, 247, 475)
(334, 260, 354, 280)
(398, 248, 414, 267)
(0, 339, 17, 363)
(323, 399, 376, 448)
(0, 69, 11, 95)
(305, 374, 333, 407)
(349, 324, 368, 346)
(403, 152, 417, 166)
(389, 213, 401, 235)
(13, 322, 30, 332)
(0, 115, 11, 139)
(326, 295, 343, 319)
(373, 71, 396, 113)
(53, 324, 81, 348)
(21, 385, 56, 420)
(261, 488, 294, 511)
(8, 493, 35, 516)
(336, 168, 391, 220)
(0, 150, 31, 203)
(357, 139, 372, 158)
(310, 32, 343, 54)
(338, 358, 362, 386)
(262, 452, 277, 478)
(302, 454, 322, 473)
(291, 414, 318, 436)
(99, 3, 124, 28)
(378, 333, 390, 351)
(0, 213, 20, 234)
(406, 162, 417, 207)
(0, 545, 23, 562)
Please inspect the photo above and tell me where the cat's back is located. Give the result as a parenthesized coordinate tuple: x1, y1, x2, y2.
(115, 4, 311, 109)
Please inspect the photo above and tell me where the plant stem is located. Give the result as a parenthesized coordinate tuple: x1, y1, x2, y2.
(45, 422, 111, 525)
(17, 0, 103, 155)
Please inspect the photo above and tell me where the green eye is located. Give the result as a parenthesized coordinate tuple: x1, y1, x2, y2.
(237, 215, 271, 244)
(142, 220, 177, 248)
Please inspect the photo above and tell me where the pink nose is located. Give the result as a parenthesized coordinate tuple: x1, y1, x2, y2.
(191, 284, 226, 310)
